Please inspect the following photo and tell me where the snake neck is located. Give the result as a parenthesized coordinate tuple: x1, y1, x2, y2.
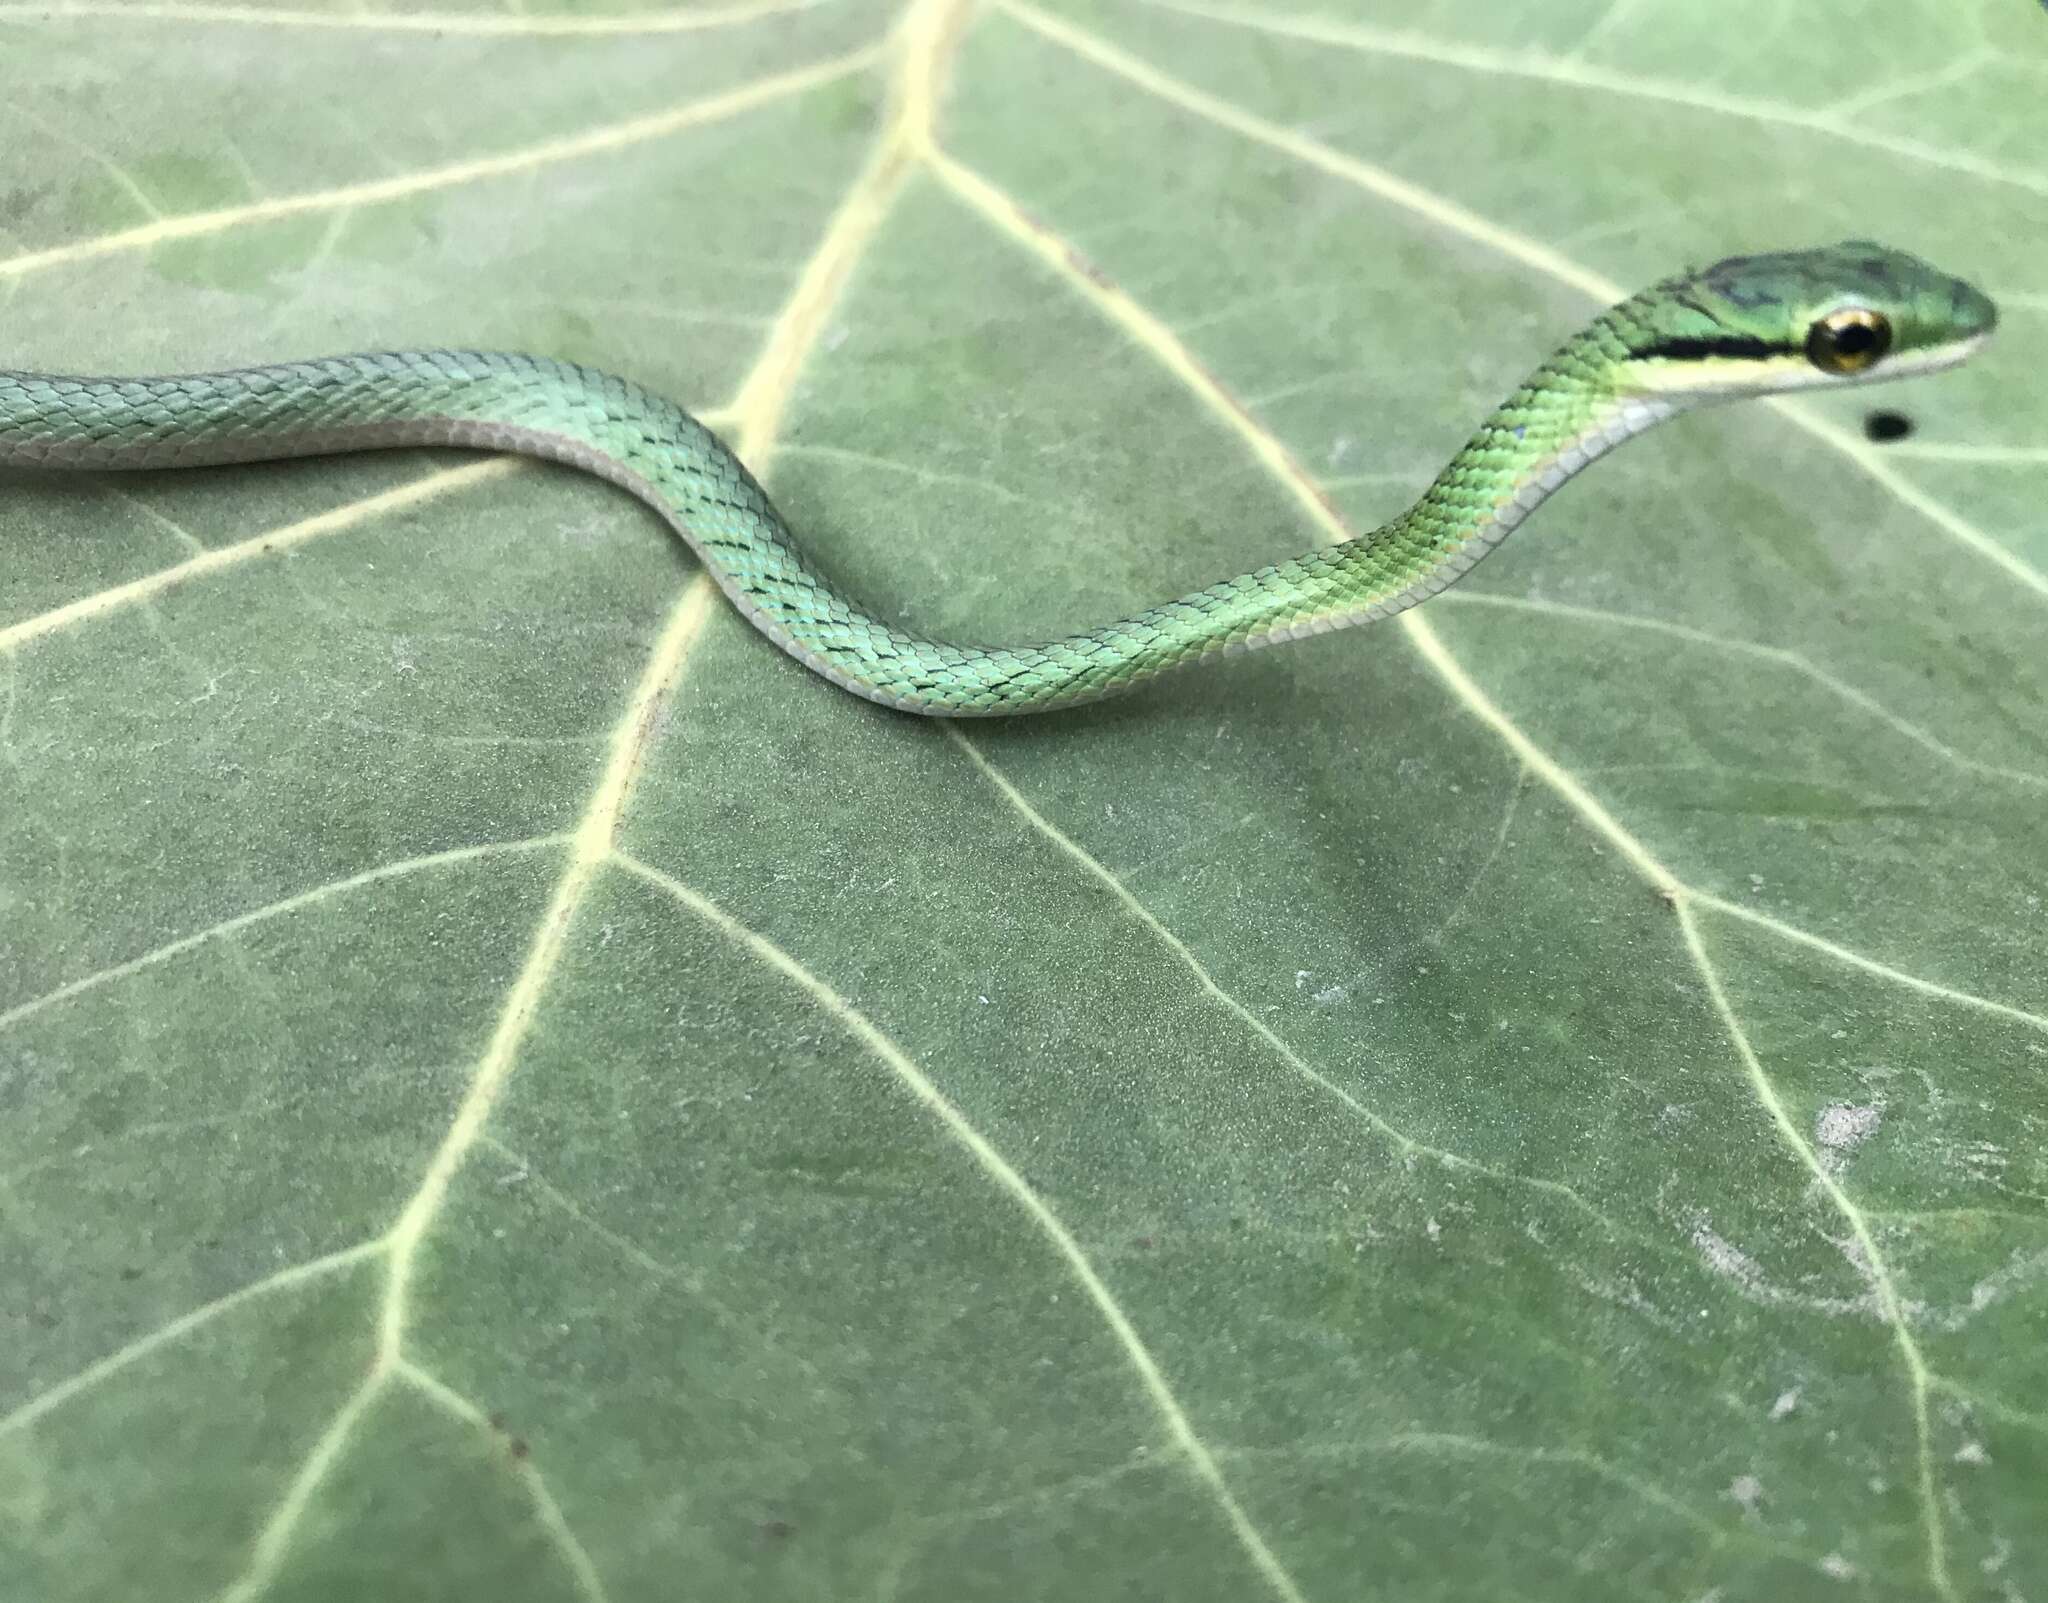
(1345, 345, 1680, 618)
(1189, 340, 1681, 679)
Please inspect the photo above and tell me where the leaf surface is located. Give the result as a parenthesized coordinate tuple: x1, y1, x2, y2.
(2, 2, 2045, 1599)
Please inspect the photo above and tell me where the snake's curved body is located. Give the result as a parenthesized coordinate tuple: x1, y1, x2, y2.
(0, 243, 1993, 716)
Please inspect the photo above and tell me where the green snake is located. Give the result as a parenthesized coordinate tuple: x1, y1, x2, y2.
(1, 241, 1994, 716)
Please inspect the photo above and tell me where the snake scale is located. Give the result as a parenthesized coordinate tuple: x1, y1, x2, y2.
(0, 241, 1995, 715)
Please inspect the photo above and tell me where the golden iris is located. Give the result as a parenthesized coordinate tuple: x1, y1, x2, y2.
(1806, 307, 1892, 374)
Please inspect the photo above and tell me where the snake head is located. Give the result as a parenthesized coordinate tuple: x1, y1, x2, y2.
(1610, 240, 1997, 402)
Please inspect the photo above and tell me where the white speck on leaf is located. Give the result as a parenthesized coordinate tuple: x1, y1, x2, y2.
(1770, 1389, 1799, 1420)
(1819, 1553, 1857, 1581)
(1954, 1441, 1990, 1465)
(1727, 1475, 1762, 1513)
(1815, 1103, 1881, 1156)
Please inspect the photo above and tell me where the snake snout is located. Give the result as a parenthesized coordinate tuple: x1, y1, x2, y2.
(1950, 281, 1999, 341)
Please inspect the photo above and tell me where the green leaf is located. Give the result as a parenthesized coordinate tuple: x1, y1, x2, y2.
(3, 1, 2045, 1598)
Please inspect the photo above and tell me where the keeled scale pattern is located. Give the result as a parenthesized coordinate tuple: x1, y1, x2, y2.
(0, 322, 1649, 716)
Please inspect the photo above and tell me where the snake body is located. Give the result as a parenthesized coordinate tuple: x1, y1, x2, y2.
(0, 242, 1993, 715)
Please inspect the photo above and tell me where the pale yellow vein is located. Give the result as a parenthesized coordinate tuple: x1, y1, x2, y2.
(1841, 446, 2048, 600)
(0, 0, 818, 33)
(0, 458, 518, 653)
(1398, 611, 1679, 887)
(1873, 442, 2048, 466)
(1677, 901, 1955, 1602)
(944, 728, 1654, 1248)
(1692, 892, 2048, 1036)
(0, 835, 567, 1034)
(1140, 0, 2040, 200)
(726, 0, 969, 462)
(997, 0, 2048, 602)
(367, 0, 955, 1473)
(0, 48, 882, 282)
(0, 1239, 383, 1440)
(215, 1374, 387, 1603)
(928, 148, 1348, 544)
(23, 29, 934, 1581)
(397, 1360, 610, 1603)
(610, 850, 1308, 1603)
(1435, 590, 2048, 789)
(376, 580, 718, 1363)
(998, 0, 1617, 299)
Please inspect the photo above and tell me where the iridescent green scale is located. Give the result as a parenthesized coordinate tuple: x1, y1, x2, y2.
(0, 242, 1995, 715)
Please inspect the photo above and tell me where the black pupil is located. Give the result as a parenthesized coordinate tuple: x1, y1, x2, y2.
(1831, 320, 1875, 354)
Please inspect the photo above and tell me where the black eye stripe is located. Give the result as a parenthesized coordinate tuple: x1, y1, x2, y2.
(1646, 335, 1781, 360)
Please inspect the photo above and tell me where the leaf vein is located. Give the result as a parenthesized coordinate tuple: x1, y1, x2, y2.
(398, 1360, 611, 1603)
(0, 834, 569, 1033)
(0, 0, 815, 32)
(0, 48, 882, 282)
(0, 1240, 382, 1441)
(611, 848, 1309, 1603)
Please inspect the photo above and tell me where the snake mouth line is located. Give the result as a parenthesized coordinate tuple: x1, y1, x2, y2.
(1888, 330, 1993, 378)
(1626, 329, 1993, 402)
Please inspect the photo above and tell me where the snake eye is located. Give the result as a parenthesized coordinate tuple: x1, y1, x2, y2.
(1806, 307, 1892, 374)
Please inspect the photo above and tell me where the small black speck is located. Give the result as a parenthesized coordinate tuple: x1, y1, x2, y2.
(760, 1519, 796, 1543)
(509, 1437, 530, 1461)
(119, 1265, 144, 1281)
(1864, 409, 1913, 443)
(488, 1411, 508, 1432)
